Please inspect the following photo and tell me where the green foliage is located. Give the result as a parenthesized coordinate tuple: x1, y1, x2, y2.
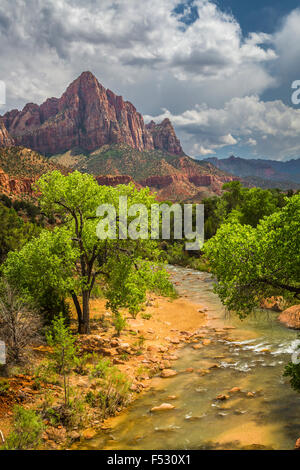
(90, 358, 112, 379)
(87, 366, 131, 417)
(2, 228, 74, 322)
(74, 353, 92, 376)
(284, 359, 300, 393)
(2, 170, 174, 334)
(0, 378, 10, 396)
(46, 315, 78, 372)
(42, 398, 87, 429)
(0, 201, 40, 263)
(46, 315, 78, 406)
(33, 361, 60, 390)
(164, 241, 209, 272)
(2, 406, 44, 450)
(204, 194, 300, 316)
(202, 181, 292, 240)
(113, 312, 127, 336)
(141, 312, 152, 320)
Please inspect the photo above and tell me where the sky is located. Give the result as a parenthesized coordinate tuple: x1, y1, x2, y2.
(1, 0, 300, 161)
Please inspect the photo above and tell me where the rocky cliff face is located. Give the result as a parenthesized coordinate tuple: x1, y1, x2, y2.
(0, 119, 15, 147)
(146, 119, 183, 155)
(0, 147, 69, 197)
(1, 72, 184, 156)
(138, 173, 238, 201)
(0, 167, 34, 196)
(96, 174, 138, 187)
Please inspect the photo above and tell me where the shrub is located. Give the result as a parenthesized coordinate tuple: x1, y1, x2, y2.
(113, 312, 127, 336)
(42, 397, 87, 429)
(97, 367, 131, 417)
(86, 367, 131, 417)
(46, 315, 78, 406)
(2, 406, 44, 450)
(0, 378, 10, 396)
(0, 282, 42, 364)
(90, 358, 111, 379)
(74, 353, 92, 376)
(33, 362, 59, 390)
(284, 361, 300, 392)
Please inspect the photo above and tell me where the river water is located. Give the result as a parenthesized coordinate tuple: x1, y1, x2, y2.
(79, 266, 300, 450)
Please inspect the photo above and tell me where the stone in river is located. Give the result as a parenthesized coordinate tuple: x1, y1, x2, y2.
(160, 369, 177, 378)
(151, 403, 175, 412)
(216, 394, 230, 401)
(202, 339, 211, 346)
(82, 428, 97, 440)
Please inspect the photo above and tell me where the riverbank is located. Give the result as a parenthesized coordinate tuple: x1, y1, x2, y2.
(0, 289, 210, 449)
(76, 266, 300, 451)
(1, 266, 299, 450)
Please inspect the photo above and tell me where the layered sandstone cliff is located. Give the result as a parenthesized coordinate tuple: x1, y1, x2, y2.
(1, 72, 184, 156)
(0, 167, 34, 196)
(146, 119, 183, 155)
(0, 119, 15, 147)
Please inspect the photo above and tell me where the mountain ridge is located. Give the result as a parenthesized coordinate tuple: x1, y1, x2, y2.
(0, 71, 183, 156)
(204, 155, 300, 187)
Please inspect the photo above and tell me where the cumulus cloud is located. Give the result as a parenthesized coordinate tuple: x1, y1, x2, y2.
(0, 0, 298, 160)
(273, 8, 300, 81)
(0, 0, 276, 112)
(145, 95, 300, 159)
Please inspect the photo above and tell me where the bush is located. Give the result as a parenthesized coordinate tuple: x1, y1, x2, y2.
(87, 366, 131, 417)
(98, 367, 131, 417)
(33, 362, 60, 390)
(284, 361, 300, 392)
(113, 312, 127, 336)
(46, 315, 78, 407)
(90, 358, 111, 379)
(0, 378, 10, 396)
(0, 282, 42, 364)
(2, 406, 44, 450)
(74, 353, 92, 375)
(42, 397, 87, 429)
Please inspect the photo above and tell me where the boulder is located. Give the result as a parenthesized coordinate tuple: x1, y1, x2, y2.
(82, 428, 97, 440)
(160, 369, 177, 378)
(278, 305, 300, 330)
(216, 394, 230, 401)
(260, 296, 285, 311)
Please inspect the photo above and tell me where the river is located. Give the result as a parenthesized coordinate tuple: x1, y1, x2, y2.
(78, 265, 300, 450)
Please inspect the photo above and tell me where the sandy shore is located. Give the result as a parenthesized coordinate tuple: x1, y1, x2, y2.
(0, 293, 208, 449)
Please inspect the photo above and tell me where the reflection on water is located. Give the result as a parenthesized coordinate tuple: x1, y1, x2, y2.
(78, 266, 300, 450)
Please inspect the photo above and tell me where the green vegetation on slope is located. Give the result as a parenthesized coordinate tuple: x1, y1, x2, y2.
(0, 146, 67, 179)
(51, 143, 231, 181)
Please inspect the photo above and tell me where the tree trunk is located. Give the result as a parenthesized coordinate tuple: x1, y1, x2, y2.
(81, 290, 90, 334)
(71, 292, 84, 333)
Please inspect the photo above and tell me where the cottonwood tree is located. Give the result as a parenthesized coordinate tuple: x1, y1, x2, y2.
(204, 194, 300, 317)
(3, 171, 173, 334)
